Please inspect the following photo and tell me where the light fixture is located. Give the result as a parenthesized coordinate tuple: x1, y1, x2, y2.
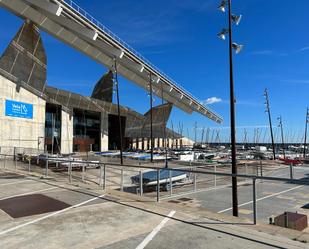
(231, 14, 242, 25)
(217, 28, 229, 40)
(232, 43, 243, 54)
(218, 0, 226, 12)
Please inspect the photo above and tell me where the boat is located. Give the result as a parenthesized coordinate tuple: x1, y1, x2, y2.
(131, 169, 187, 187)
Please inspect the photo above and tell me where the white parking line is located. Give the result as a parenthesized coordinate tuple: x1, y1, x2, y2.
(0, 186, 58, 201)
(136, 210, 176, 249)
(218, 185, 304, 213)
(0, 180, 29, 186)
(0, 194, 106, 235)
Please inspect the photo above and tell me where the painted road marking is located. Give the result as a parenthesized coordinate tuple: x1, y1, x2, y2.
(0, 186, 58, 201)
(0, 180, 30, 186)
(136, 210, 176, 249)
(0, 194, 106, 235)
(218, 185, 304, 213)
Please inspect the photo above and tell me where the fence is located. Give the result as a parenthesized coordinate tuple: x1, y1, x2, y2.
(0, 150, 305, 225)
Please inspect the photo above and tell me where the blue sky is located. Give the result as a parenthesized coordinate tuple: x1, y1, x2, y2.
(0, 0, 308, 143)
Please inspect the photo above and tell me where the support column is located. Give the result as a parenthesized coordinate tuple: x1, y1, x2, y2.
(61, 110, 73, 154)
(101, 111, 109, 151)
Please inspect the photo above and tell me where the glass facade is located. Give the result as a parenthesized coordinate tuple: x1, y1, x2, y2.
(45, 104, 61, 153)
(73, 109, 101, 152)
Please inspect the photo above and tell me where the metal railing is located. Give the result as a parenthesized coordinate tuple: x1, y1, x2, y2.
(0, 152, 305, 225)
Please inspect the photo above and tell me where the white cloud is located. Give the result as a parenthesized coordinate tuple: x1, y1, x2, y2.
(298, 46, 309, 52)
(203, 97, 222, 105)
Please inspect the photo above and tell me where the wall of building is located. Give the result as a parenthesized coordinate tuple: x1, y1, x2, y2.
(61, 110, 73, 154)
(0, 75, 46, 154)
(101, 111, 108, 151)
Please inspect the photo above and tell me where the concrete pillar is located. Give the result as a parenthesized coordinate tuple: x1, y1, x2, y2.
(61, 110, 73, 154)
(100, 112, 108, 151)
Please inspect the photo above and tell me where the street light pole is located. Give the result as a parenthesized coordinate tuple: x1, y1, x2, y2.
(304, 108, 309, 159)
(218, 0, 243, 217)
(278, 116, 285, 159)
(227, 0, 238, 217)
(114, 59, 123, 165)
(264, 89, 276, 160)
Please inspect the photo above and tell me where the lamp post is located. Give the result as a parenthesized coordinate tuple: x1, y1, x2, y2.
(264, 89, 276, 160)
(278, 116, 285, 159)
(304, 108, 309, 159)
(218, 0, 243, 217)
(113, 59, 123, 165)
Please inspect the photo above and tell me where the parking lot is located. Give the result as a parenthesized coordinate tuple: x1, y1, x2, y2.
(0, 163, 308, 248)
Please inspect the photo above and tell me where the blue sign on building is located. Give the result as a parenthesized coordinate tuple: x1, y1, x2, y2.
(5, 99, 33, 119)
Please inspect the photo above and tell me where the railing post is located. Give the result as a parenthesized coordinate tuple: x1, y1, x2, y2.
(99, 165, 103, 187)
(245, 163, 248, 175)
(15, 153, 17, 171)
(157, 169, 160, 202)
(103, 164, 106, 190)
(214, 164, 217, 188)
(139, 171, 143, 196)
(289, 164, 293, 180)
(56, 154, 59, 168)
(260, 161, 263, 182)
(194, 172, 197, 192)
(45, 154, 49, 177)
(120, 168, 124, 191)
(169, 169, 173, 197)
(252, 178, 257, 225)
(82, 164, 85, 182)
(3, 155, 6, 169)
(69, 160, 72, 183)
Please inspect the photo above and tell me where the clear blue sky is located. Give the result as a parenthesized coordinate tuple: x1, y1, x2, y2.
(0, 0, 308, 143)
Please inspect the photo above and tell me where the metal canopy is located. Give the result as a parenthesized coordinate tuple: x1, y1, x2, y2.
(0, 0, 223, 123)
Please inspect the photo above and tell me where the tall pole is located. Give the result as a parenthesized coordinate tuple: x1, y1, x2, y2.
(304, 108, 309, 158)
(149, 73, 154, 162)
(194, 122, 197, 144)
(278, 116, 285, 159)
(161, 81, 168, 167)
(228, 0, 238, 217)
(114, 59, 123, 165)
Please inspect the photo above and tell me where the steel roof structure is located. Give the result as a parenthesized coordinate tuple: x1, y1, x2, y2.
(0, 0, 223, 123)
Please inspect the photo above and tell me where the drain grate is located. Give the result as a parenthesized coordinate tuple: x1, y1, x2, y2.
(178, 197, 193, 202)
(0, 194, 70, 218)
(168, 200, 180, 204)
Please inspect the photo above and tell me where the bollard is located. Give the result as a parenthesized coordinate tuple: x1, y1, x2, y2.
(156, 169, 160, 202)
(252, 178, 257, 225)
(28, 158, 31, 173)
(120, 168, 124, 191)
(169, 169, 173, 197)
(214, 164, 217, 188)
(289, 164, 294, 180)
(139, 171, 143, 196)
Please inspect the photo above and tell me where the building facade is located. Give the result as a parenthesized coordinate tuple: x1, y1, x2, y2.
(0, 22, 192, 155)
